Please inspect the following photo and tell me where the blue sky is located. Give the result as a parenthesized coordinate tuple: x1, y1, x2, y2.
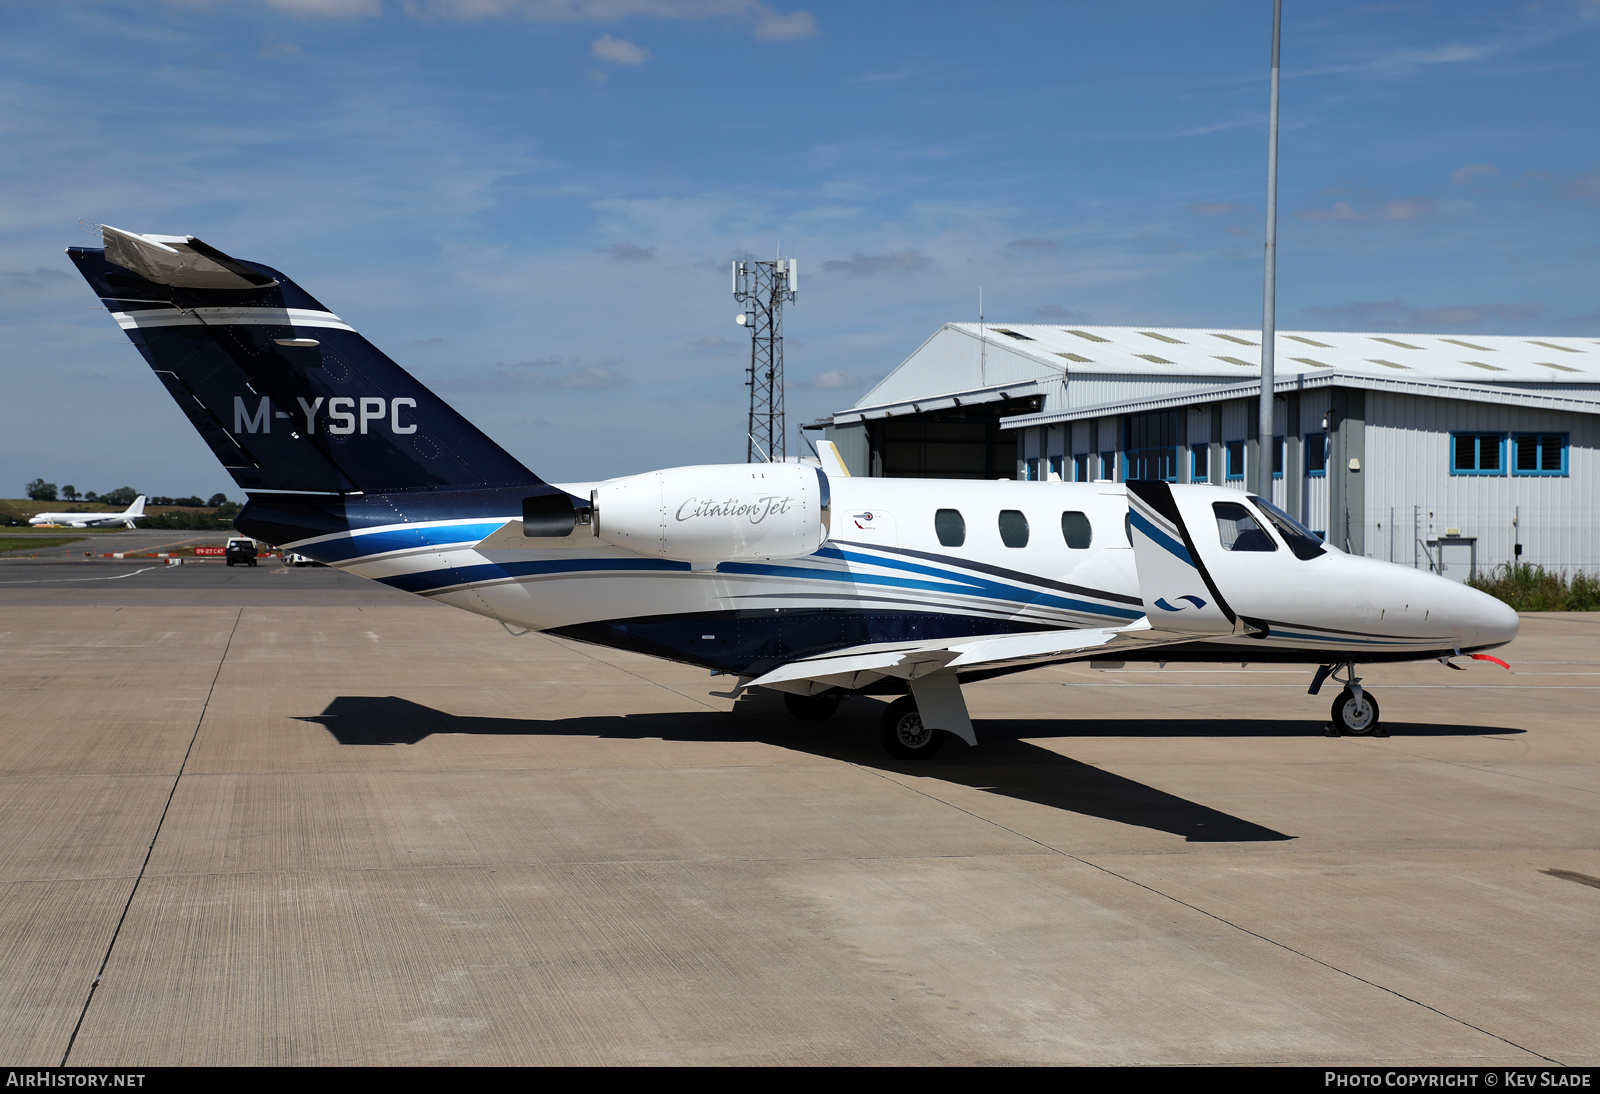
(4, 0, 1599, 497)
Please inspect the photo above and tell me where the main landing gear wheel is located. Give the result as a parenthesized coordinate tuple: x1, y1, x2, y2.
(879, 695, 946, 760)
(783, 690, 841, 722)
(1331, 687, 1382, 736)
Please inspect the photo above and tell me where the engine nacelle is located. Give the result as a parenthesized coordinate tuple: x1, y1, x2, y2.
(592, 463, 830, 562)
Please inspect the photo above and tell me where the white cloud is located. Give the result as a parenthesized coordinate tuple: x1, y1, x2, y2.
(591, 34, 651, 64)
(806, 370, 860, 389)
(262, 0, 382, 15)
(821, 249, 934, 276)
(1368, 40, 1495, 73)
(393, 0, 818, 39)
(754, 7, 816, 40)
(1450, 163, 1497, 186)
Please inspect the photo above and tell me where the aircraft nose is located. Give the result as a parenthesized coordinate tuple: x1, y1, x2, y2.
(1468, 586, 1520, 650)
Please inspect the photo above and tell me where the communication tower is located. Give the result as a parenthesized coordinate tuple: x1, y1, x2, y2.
(733, 257, 797, 463)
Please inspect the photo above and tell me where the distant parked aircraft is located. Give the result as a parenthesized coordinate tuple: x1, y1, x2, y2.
(29, 495, 146, 529)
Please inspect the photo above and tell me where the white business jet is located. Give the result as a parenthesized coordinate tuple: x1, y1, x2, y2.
(67, 226, 1519, 757)
(29, 495, 146, 529)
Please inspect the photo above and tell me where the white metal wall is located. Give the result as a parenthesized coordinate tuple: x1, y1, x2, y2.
(1363, 392, 1600, 574)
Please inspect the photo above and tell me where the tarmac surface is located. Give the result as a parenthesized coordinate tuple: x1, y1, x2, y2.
(0, 560, 1596, 1066)
(0, 530, 232, 561)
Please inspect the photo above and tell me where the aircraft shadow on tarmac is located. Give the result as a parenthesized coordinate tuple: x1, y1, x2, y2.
(284, 692, 1467, 843)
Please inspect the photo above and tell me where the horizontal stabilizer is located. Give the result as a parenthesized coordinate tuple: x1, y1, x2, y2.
(100, 225, 278, 290)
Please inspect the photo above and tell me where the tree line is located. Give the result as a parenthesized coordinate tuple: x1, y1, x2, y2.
(26, 479, 228, 508)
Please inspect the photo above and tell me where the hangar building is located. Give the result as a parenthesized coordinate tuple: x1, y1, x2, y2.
(815, 323, 1600, 578)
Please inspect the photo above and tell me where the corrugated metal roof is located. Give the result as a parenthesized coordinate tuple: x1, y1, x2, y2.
(1000, 370, 1600, 428)
(938, 323, 1600, 383)
(851, 323, 1600, 415)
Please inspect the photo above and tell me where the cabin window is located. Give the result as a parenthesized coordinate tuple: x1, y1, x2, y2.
(1512, 434, 1567, 476)
(935, 508, 966, 547)
(998, 509, 1029, 548)
(1061, 511, 1092, 549)
(1213, 501, 1277, 552)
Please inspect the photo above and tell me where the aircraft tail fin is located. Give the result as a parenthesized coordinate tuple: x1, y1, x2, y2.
(67, 227, 544, 497)
(126, 495, 146, 517)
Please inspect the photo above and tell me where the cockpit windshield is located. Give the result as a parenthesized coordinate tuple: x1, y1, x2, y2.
(1248, 496, 1328, 561)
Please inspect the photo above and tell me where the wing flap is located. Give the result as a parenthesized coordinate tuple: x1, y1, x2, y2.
(747, 618, 1206, 693)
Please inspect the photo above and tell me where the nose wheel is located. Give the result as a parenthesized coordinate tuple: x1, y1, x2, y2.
(1331, 687, 1382, 735)
(1314, 663, 1386, 736)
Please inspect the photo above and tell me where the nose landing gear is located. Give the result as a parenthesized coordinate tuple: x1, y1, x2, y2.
(1311, 662, 1386, 737)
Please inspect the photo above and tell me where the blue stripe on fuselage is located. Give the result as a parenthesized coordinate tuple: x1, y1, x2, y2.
(338, 529, 1141, 621)
(1128, 509, 1194, 566)
(375, 555, 690, 593)
(299, 521, 510, 564)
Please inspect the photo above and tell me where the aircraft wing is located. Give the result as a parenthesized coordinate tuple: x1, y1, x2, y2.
(744, 617, 1202, 696)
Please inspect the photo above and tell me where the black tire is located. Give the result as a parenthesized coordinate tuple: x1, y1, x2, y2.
(878, 696, 946, 760)
(226, 561, 233, 567)
(783, 690, 841, 722)
(1331, 687, 1381, 735)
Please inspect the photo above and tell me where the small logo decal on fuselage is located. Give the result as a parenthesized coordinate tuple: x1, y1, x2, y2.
(1153, 595, 1208, 612)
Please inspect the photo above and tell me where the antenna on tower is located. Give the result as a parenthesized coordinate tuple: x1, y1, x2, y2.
(733, 253, 798, 463)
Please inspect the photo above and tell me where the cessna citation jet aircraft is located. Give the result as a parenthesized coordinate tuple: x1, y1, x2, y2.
(67, 226, 1520, 758)
(30, 494, 146, 529)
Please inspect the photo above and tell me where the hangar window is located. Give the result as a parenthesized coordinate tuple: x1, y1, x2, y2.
(1305, 432, 1327, 476)
(935, 509, 966, 547)
(1061, 511, 1092, 549)
(998, 510, 1030, 548)
(1225, 440, 1246, 481)
(1191, 443, 1209, 481)
(1073, 454, 1089, 482)
(1513, 434, 1567, 477)
(1048, 455, 1064, 481)
(1450, 433, 1504, 476)
(1214, 502, 1277, 552)
(992, 328, 1034, 341)
(1123, 410, 1179, 482)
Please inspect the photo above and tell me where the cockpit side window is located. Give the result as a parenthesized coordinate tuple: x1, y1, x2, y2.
(1213, 501, 1277, 552)
(1247, 496, 1327, 561)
